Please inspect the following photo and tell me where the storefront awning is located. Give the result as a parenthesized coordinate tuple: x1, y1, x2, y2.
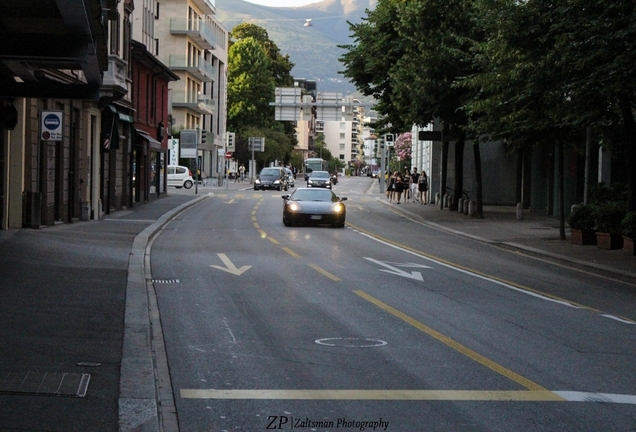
(118, 113, 134, 123)
(135, 129, 163, 150)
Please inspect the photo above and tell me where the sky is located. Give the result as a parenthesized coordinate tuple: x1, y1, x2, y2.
(244, 0, 321, 7)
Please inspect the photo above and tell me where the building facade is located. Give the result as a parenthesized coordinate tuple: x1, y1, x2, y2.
(154, 0, 228, 181)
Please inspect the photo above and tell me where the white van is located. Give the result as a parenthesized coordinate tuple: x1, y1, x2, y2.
(167, 165, 194, 189)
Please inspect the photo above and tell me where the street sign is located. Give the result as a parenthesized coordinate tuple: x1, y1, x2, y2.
(225, 152, 233, 159)
(180, 129, 198, 158)
(249, 137, 265, 152)
(40, 111, 63, 141)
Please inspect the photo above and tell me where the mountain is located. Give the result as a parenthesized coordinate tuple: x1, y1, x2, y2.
(215, 0, 377, 95)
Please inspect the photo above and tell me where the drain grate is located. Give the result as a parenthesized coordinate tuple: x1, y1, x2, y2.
(152, 279, 180, 284)
(0, 371, 91, 397)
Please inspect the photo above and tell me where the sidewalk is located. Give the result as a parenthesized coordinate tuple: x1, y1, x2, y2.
(367, 180, 636, 281)
(0, 178, 634, 432)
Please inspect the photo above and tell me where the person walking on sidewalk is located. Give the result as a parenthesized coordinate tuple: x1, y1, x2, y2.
(387, 172, 396, 203)
(418, 169, 429, 204)
(239, 164, 245, 182)
(394, 172, 404, 204)
(402, 169, 412, 203)
(410, 168, 420, 202)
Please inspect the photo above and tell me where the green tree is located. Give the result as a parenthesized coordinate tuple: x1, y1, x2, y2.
(340, 0, 485, 215)
(227, 37, 275, 133)
(230, 23, 295, 88)
(230, 24, 297, 156)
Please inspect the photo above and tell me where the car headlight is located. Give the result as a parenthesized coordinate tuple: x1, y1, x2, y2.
(333, 204, 344, 213)
(287, 202, 300, 211)
(255, 178, 261, 184)
(308, 180, 314, 184)
(274, 180, 280, 184)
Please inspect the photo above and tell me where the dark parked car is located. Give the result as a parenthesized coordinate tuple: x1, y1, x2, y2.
(282, 188, 347, 228)
(254, 167, 288, 191)
(306, 170, 333, 189)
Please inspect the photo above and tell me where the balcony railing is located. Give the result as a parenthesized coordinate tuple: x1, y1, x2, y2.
(172, 91, 217, 115)
(168, 55, 216, 82)
(101, 54, 128, 98)
(170, 18, 216, 50)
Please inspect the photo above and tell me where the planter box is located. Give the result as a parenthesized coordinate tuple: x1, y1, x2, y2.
(596, 232, 623, 250)
(570, 229, 596, 245)
(623, 236, 636, 256)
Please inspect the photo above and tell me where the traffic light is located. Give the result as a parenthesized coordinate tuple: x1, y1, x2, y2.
(227, 132, 236, 152)
(200, 129, 207, 145)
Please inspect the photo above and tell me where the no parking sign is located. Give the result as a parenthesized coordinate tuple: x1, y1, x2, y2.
(40, 111, 63, 141)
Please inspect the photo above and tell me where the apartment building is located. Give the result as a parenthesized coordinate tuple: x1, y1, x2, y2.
(154, 0, 228, 180)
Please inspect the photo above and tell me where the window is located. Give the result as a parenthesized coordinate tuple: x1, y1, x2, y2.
(339, 143, 345, 150)
(340, 122, 346, 129)
(339, 154, 345, 160)
(340, 133, 345, 139)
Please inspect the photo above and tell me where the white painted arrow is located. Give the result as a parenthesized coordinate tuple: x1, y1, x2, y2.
(210, 253, 251, 276)
(364, 257, 431, 281)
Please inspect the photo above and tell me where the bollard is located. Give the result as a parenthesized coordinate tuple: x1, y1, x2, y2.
(443, 194, 449, 209)
(463, 199, 469, 215)
(468, 200, 476, 216)
(516, 202, 524, 220)
(458, 198, 464, 213)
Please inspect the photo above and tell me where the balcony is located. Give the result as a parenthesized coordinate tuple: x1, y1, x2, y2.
(101, 54, 128, 99)
(170, 19, 217, 50)
(172, 91, 216, 115)
(168, 55, 216, 82)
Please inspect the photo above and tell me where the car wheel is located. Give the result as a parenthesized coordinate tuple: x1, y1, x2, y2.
(334, 222, 345, 228)
(283, 219, 291, 227)
(184, 180, 193, 189)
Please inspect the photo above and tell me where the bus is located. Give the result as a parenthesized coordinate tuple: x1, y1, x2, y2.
(304, 158, 328, 176)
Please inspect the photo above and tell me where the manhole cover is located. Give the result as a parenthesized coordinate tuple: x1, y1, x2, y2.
(315, 338, 387, 348)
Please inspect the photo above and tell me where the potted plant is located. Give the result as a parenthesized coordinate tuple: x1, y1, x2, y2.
(567, 203, 596, 245)
(622, 211, 636, 256)
(592, 201, 626, 250)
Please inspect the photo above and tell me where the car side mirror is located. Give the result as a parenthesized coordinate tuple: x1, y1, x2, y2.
(282, 195, 290, 199)
(340, 197, 348, 201)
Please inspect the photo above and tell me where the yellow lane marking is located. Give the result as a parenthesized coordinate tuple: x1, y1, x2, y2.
(308, 264, 341, 281)
(282, 247, 301, 258)
(254, 223, 260, 229)
(354, 290, 548, 391)
(347, 222, 597, 312)
(180, 389, 564, 401)
(268, 237, 280, 245)
(251, 216, 257, 222)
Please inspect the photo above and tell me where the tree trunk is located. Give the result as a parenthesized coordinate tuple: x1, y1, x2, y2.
(473, 141, 484, 219)
(618, 94, 636, 211)
(451, 132, 465, 211)
(558, 139, 566, 240)
(439, 124, 450, 210)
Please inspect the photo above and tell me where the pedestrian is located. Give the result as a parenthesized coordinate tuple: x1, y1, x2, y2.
(239, 164, 245, 182)
(403, 169, 412, 202)
(410, 168, 420, 202)
(394, 172, 404, 204)
(418, 169, 429, 204)
(387, 172, 396, 202)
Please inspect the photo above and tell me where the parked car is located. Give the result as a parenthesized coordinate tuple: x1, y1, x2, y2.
(306, 171, 333, 189)
(254, 167, 289, 191)
(284, 168, 295, 188)
(282, 188, 347, 228)
(167, 165, 194, 189)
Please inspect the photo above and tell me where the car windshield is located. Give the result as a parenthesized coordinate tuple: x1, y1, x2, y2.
(291, 189, 336, 202)
(260, 168, 280, 176)
(310, 171, 330, 179)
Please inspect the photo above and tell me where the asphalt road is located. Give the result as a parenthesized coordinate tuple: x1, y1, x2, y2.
(150, 178, 636, 431)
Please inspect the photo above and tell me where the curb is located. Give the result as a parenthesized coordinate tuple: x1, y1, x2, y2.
(118, 195, 208, 432)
